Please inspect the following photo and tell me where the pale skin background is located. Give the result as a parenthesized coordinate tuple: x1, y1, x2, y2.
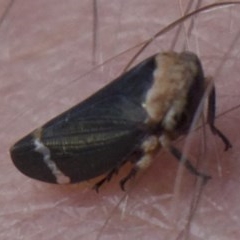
(1, 0, 240, 239)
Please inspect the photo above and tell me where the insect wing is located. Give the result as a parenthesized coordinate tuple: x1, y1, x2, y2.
(10, 55, 157, 184)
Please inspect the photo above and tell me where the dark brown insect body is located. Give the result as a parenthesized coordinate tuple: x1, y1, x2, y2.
(10, 51, 231, 190)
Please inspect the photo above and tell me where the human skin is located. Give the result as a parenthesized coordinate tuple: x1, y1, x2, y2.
(1, 1, 240, 240)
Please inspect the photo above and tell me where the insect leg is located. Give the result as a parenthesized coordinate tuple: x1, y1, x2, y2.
(207, 84, 232, 150)
(120, 153, 157, 191)
(93, 168, 119, 193)
(160, 135, 211, 184)
(119, 167, 138, 191)
(120, 136, 160, 191)
(169, 145, 211, 184)
(93, 151, 143, 192)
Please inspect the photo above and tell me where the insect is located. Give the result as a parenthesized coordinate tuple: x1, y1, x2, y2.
(10, 49, 231, 191)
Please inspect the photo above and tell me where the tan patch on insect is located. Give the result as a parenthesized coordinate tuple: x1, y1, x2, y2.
(143, 52, 198, 131)
(32, 127, 71, 184)
(33, 127, 43, 139)
(136, 136, 159, 170)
